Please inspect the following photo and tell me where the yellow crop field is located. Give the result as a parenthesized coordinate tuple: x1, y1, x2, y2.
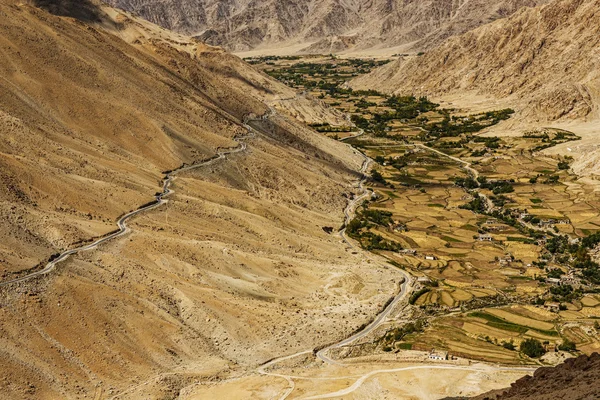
(486, 308, 555, 331)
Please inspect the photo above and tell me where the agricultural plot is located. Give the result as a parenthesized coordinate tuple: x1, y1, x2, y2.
(254, 56, 600, 363)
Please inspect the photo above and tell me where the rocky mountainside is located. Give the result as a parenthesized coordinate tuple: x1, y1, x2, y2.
(459, 353, 600, 400)
(350, 0, 600, 122)
(0, 1, 404, 398)
(104, 0, 549, 53)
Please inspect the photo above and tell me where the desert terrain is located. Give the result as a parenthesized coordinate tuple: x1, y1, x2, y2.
(0, 1, 408, 398)
(2, 0, 600, 399)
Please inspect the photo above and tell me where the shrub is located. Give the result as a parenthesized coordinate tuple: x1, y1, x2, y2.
(409, 288, 430, 305)
(502, 340, 516, 350)
(370, 169, 387, 184)
(558, 338, 577, 352)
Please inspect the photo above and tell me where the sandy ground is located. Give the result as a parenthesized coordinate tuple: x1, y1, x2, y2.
(182, 359, 530, 400)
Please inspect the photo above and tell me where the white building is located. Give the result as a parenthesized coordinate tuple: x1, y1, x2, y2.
(478, 234, 493, 242)
(429, 349, 448, 361)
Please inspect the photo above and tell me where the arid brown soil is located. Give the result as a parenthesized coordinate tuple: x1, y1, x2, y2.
(0, 2, 402, 398)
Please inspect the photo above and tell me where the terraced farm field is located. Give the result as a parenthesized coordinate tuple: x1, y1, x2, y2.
(253, 56, 600, 364)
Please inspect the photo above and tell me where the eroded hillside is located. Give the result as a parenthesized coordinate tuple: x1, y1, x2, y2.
(103, 0, 549, 54)
(0, 1, 401, 398)
(350, 0, 600, 122)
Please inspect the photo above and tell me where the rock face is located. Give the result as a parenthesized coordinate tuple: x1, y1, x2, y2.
(350, 0, 600, 121)
(464, 353, 600, 400)
(103, 0, 549, 53)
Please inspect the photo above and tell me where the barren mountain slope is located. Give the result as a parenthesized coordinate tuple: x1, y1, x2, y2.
(104, 0, 549, 54)
(0, 1, 400, 398)
(460, 353, 600, 400)
(350, 0, 600, 122)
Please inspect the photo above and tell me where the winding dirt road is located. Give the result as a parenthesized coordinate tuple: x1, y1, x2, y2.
(0, 113, 269, 288)
(314, 141, 412, 364)
(303, 364, 536, 399)
(256, 144, 415, 398)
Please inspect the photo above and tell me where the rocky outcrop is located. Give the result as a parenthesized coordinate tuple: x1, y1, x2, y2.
(461, 353, 600, 400)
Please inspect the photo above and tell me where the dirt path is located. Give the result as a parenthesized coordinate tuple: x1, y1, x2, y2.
(302, 364, 536, 399)
(257, 146, 415, 397)
(0, 112, 271, 287)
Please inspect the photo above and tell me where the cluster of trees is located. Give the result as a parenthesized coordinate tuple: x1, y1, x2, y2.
(520, 338, 546, 358)
(477, 176, 515, 195)
(346, 209, 403, 252)
(545, 233, 600, 284)
(454, 176, 515, 195)
(409, 288, 431, 305)
(518, 338, 577, 358)
(370, 168, 387, 185)
(426, 110, 514, 138)
(527, 130, 581, 152)
(308, 122, 355, 133)
(381, 319, 425, 351)
(459, 193, 487, 213)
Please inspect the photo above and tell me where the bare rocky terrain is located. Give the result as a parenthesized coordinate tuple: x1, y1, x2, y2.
(103, 0, 549, 54)
(3, 0, 600, 399)
(460, 353, 600, 400)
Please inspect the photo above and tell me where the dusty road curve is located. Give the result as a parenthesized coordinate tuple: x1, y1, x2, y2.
(416, 143, 496, 210)
(316, 143, 412, 365)
(0, 112, 271, 288)
(302, 364, 537, 399)
(257, 143, 414, 399)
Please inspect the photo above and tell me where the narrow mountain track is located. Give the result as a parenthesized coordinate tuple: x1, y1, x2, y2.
(0, 113, 268, 288)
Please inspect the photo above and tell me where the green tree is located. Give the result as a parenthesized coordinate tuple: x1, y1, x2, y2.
(520, 338, 546, 358)
(370, 169, 387, 184)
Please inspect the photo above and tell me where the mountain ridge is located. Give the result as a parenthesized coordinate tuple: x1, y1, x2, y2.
(104, 0, 550, 54)
(350, 0, 600, 122)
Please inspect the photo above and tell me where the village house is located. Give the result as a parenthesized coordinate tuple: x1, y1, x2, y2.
(478, 234, 493, 242)
(546, 277, 562, 285)
(424, 255, 437, 261)
(561, 272, 581, 287)
(428, 349, 448, 361)
(499, 254, 514, 266)
(544, 302, 561, 312)
(393, 223, 407, 232)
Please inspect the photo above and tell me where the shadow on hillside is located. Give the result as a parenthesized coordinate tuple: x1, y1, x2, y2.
(32, 0, 103, 22)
